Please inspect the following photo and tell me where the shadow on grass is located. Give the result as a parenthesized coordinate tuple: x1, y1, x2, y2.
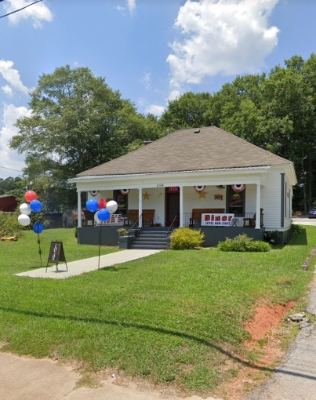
(287, 228, 308, 246)
(99, 266, 129, 272)
(1, 306, 316, 382)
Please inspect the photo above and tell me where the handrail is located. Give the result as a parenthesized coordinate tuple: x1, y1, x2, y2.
(167, 214, 178, 235)
(130, 213, 142, 231)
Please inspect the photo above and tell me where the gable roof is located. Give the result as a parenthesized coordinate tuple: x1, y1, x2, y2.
(77, 126, 292, 177)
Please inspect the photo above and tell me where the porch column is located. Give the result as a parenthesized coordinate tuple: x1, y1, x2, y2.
(138, 188, 143, 228)
(179, 185, 184, 227)
(77, 190, 82, 228)
(255, 184, 261, 229)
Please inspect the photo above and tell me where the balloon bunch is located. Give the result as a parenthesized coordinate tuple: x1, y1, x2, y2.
(18, 191, 43, 230)
(86, 198, 118, 224)
(18, 190, 44, 266)
(85, 197, 118, 270)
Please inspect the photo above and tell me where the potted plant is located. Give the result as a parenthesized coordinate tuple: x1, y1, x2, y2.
(117, 227, 134, 249)
(117, 227, 129, 236)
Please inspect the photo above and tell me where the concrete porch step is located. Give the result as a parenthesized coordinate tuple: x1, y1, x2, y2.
(131, 244, 167, 250)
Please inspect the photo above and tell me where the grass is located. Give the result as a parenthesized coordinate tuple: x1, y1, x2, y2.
(0, 226, 316, 394)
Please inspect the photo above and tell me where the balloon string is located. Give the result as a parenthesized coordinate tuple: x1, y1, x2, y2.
(37, 233, 43, 267)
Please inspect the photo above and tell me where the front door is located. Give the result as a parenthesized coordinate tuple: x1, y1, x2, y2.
(166, 187, 179, 227)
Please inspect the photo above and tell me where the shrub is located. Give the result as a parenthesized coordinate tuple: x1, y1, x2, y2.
(0, 212, 24, 237)
(117, 227, 129, 236)
(170, 227, 204, 250)
(218, 234, 270, 252)
(291, 224, 305, 235)
(264, 230, 279, 242)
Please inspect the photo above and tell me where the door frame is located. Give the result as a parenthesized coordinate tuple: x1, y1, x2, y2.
(165, 187, 180, 227)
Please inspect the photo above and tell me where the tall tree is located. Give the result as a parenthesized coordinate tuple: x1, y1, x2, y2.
(10, 66, 160, 210)
(159, 92, 213, 131)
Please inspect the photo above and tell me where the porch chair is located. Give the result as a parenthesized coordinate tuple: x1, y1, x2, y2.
(243, 208, 264, 228)
(83, 209, 95, 227)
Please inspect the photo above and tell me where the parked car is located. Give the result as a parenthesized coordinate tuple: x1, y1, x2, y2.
(308, 207, 316, 218)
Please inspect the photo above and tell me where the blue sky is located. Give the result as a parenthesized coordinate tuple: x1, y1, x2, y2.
(1, 0, 316, 179)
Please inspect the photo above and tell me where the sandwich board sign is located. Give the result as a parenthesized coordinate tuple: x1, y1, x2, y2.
(46, 241, 68, 272)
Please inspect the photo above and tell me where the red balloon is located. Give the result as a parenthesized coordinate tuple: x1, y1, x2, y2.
(25, 190, 38, 203)
(98, 198, 107, 210)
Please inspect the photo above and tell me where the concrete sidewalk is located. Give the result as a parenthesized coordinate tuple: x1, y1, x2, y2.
(16, 249, 162, 279)
(0, 351, 220, 400)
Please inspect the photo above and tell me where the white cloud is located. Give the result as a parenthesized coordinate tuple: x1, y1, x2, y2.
(141, 72, 151, 90)
(145, 104, 165, 117)
(2, 85, 14, 97)
(167, 0, 279, 98)
(0, 60, 32, 96)
(3, 0, 53, 28)
(127, 0, 136, 14)
(0, 104, 32, 178)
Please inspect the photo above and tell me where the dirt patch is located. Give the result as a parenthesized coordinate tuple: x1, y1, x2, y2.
(213, 299, 296, 400)
(244, 299, 296, 341)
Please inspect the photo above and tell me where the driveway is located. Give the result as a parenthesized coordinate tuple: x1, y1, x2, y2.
(292, 216, 316, 226)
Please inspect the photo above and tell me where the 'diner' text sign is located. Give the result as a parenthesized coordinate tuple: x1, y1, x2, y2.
(201, 213, 235, 227)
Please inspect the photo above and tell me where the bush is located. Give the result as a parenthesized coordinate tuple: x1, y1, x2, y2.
(170, 227, 204, 250)
(0, 212, 24, 237)
(264, 230, 279, 242)
(291, 224, 305, 235)
(218, 234, 270, 252)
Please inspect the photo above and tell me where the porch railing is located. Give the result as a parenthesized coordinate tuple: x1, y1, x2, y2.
(182, 212, 264, 228)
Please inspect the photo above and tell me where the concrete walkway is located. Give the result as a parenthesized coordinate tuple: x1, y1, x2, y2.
(16, 249, 162, 279)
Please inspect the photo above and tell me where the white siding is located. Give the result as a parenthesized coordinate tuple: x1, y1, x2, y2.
(128, 188, 165, 225)
(183, 186, 226, 213)
(261, 168, 282, 230)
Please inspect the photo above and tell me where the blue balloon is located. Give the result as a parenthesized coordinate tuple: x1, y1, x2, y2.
(98, 208, 110, 222)
(30, 199, 42, 213)
(86, 199, 98, 212)
(33, 222, 44, 234)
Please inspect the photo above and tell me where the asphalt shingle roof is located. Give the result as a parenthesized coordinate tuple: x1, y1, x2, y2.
(77, 126, 291, 177)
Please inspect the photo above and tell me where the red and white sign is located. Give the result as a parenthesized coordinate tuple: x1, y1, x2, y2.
(201, 213, 234, 226)
(101, 214, 123, 226)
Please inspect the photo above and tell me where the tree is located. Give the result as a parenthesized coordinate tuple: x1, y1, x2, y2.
(10, 66, 161, 210)
(159, 92, 213, 131)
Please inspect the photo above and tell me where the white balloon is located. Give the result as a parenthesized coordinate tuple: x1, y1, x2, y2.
(94, 211, 101, 224)
(19, 203, 31, 215)
(106, 200, 118, 214)
(18, 214, 31, 226)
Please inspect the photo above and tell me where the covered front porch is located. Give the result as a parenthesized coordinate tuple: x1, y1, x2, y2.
(72, 168, 269, 248)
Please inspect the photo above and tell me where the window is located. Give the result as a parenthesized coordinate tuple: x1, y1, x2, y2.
(227, 186, 245, 216)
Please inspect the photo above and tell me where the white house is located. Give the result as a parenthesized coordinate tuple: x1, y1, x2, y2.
(69, 126, 297, 247)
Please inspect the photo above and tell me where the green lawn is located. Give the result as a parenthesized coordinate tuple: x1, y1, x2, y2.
(0, 226, 315, 393)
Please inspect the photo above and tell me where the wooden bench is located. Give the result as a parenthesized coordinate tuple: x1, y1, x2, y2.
(189, 208, 225, 227)
(124, 209, 155, 226)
